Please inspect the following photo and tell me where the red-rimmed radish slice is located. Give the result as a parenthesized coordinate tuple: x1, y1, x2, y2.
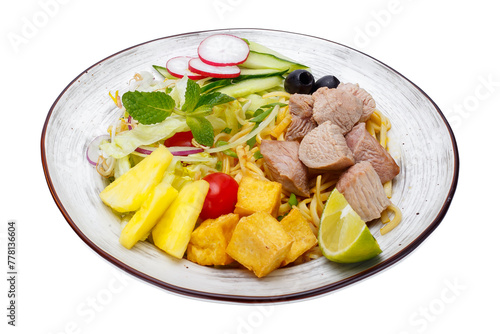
(87, 135, 110, 166)
(197, 34, 250, 66)
(166, 56, 207, 80)
(188, 58, 241, 79)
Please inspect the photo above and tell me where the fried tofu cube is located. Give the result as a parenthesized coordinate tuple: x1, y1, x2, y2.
(226, 211, 293, 277)
(279, 208, 318, 266)
(234, 176, 282, 218)
(187, 213, 239, 266)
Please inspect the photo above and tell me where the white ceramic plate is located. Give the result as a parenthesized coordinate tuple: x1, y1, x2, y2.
(41, 29, 459, 303)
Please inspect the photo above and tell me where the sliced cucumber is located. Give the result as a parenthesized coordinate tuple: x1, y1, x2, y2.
(240, 51, 308, 73)
(246, 40, 296, 62)
(200, 79, 232, 93)
(238, 68, 287, 78)
(201, 69, 287, 93)
(215, 75, 284, 98)
(152, 65, 177, 79)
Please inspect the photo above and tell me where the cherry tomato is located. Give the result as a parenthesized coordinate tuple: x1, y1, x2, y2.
(164, 131, 194, 147)
(200, 173, 239, 220)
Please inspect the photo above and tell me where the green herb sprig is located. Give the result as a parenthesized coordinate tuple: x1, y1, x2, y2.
(122, 78, 235, 147)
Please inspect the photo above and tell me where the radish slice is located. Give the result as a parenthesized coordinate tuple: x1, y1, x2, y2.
(188, 58, 241, 79)
(166, 56, 207, 80)
(87, 135, 110, 166)
(197, 34, 250, 66)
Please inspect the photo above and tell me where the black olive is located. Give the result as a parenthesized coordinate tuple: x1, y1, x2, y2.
(312, 75, 340, 92)
(284, 70, 315, 94)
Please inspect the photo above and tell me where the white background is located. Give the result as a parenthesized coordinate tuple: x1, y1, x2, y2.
(1, 0, 498, 333)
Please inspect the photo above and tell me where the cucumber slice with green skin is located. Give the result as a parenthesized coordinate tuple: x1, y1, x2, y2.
(200, 79, 233, 94)
(152, 65, 177, 79)
(246, 40, 296, 62)
(200, 69, 287, 93)
(215, 75, 284, 98)
(240, 51, 309, 73)
(239, 68, 288, 77)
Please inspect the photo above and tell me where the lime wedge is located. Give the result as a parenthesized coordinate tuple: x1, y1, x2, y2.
(318, 189, 382, 263)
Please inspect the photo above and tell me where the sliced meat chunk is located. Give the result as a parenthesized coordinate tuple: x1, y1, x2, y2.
(260, 140, 310, 197)
(285, 94, 317, 141)
(298, 121, 355, 171)
(345, 123, 400, 184)
(286, 114, 317, 142)
(336, 161, 391, 222)
(311, 87, 363, 135)
(337, 83, 376, 122)
(289, 93, 314, 117)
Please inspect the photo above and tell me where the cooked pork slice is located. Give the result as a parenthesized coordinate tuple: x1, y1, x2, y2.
(337, 83, 376, 122)
(289, 93, 314, 117)
(260, 140, 310, 197)
(286, 114, 317, 142)
(298, 121, 355, 171)
(311, 87, 363, 135)
(345, 123, 400, 184)
(285, 94, 317, 141)
(336, 161, 391, 222)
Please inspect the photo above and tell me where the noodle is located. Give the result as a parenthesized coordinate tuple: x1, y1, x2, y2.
(271, 113, 292, 138)
(276, 105, 289, 124)
(380, 204, 402, 235)
(315, 175, 324, 211)
(383, 180, 393, 198)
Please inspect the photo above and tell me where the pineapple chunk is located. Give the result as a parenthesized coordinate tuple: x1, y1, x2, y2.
(234, 176, 282, 218)
(100, 145, 173, 212)
(119, 178, 178, 249)
(187, 213, 239, 266)
(278, 208, 318, 266)
(152, 180, 209, 259)
(226, 211, 292, 278)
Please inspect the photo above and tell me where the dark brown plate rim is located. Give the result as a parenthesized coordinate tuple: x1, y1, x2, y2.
(40, 28, 460, 304)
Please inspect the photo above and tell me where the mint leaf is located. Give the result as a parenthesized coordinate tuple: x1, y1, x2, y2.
(195, 91, 235, 110)
(122, 91, 175, 125)
(186, 116, 214, 147)
(190, 104, 213, 117)
(182, 79, 201, 112)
